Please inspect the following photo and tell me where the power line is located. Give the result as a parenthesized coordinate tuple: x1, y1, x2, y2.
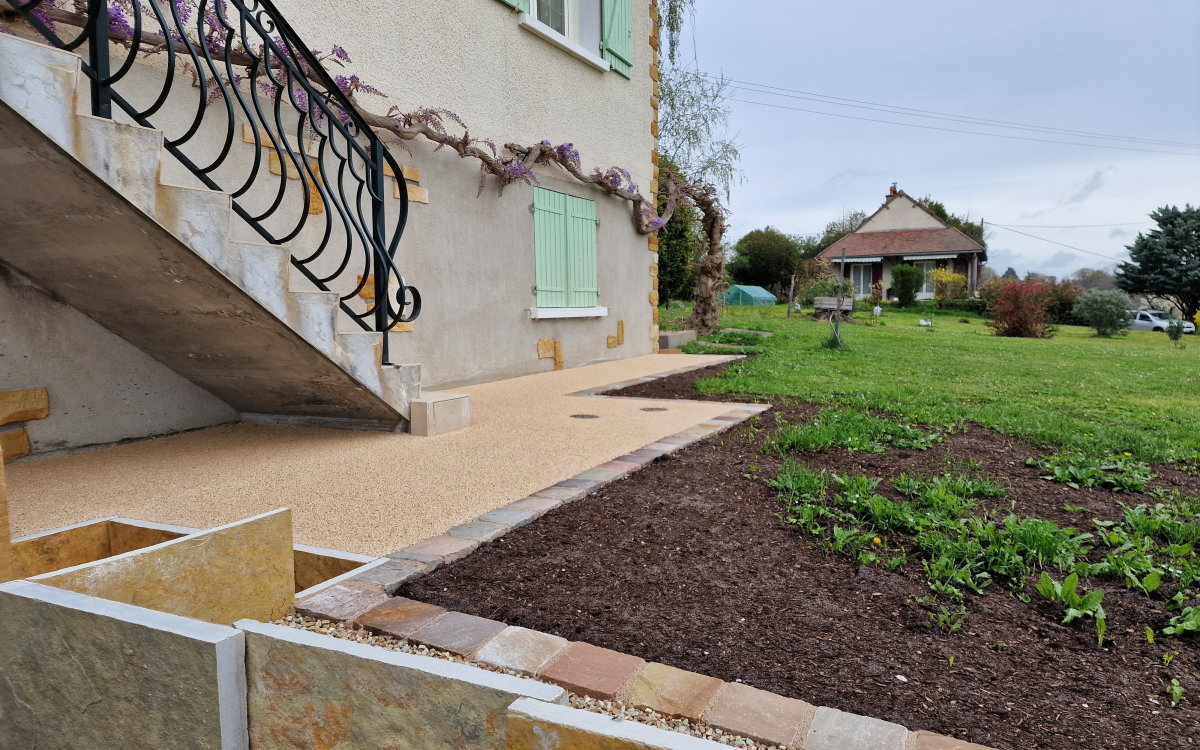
(726, 97, 1200, 157)
(985, 222, 1126, 262)
(992, 222, 1152, 228)
(710, 74, 1200, 149)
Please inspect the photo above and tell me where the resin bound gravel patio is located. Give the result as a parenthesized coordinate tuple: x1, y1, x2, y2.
(5, 354, 736, 555)
(404, 363, 1200, 750)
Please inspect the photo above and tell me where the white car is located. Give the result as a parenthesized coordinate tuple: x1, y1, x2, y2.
(1129, 309, 1196, 334)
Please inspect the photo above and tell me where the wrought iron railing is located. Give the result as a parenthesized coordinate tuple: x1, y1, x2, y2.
(3, 0, 419, 364)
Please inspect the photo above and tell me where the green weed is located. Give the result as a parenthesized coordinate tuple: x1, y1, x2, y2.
(928, 605, 969, 634)
(1027, 452, 1156, 493)
(1036, 572, 1107, 646)
(770, 408, 941, 454)
(1163, 607, 1200, 636)
(1166, 679, 1185, 706)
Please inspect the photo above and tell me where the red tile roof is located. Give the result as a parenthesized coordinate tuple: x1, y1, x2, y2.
(818, 227, 984, 260)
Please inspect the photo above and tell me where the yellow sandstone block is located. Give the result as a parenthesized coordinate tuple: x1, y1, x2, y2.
(607, 335, 618, 349)
(382, 162, 421, 182)
(652, 278, 659, 291)
(394, 182, 430, 203)
(34, 509, 295, 625)
(267, 152, 323, 215)
(0, 452, 13, 583)
(649, 64, 660, 82)
(650, 265, 658, 276)
(650, 324, 660, 341)
(0, 429, 30, 463)
(617, 320, 625, 345)
(653, 307, 659, 324)
(0, 389, 49, 425)
(648, 236, 659, 250)
(537, 337, 556, 359)
(357, 274, 375, 300)
(649, 291, 659, 306)
(389, 322, 415, 332)
(553, 339, 564, 371)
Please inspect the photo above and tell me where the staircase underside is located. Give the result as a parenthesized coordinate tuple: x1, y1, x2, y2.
(0, 100, 402, 427)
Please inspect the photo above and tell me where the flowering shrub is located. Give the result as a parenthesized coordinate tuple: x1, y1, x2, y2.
(929, 268, 968, 301)
(1046, 281, 1086, 325)
(987, 281, 1055, 338)
(868, 280, 884, 304)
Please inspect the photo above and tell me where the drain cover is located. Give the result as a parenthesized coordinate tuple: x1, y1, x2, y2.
(570, 414, 599, 419)
(641, 407, 668, 412)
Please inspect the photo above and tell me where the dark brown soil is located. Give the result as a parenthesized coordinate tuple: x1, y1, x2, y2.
(404, 367, 1200, 750)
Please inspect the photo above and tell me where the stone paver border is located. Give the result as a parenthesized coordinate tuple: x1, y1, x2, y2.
(293, 355, 994, 750)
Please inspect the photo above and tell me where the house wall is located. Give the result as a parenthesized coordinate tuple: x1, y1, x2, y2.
(0, 263, 239, 458)
(858, 196, 944, 233)
(266, 0, 658, 387)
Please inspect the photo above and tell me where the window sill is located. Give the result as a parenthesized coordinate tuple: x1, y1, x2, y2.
(527, 306, 610, 320)
(518, 13, 611, 72)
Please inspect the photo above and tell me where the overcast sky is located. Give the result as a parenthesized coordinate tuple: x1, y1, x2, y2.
(678, 0, 1200, 279)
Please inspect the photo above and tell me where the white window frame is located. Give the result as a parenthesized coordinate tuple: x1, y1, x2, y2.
(916, 261, 936, 299)
(849, 265, 872, 299)
(518, 9, 610, 71)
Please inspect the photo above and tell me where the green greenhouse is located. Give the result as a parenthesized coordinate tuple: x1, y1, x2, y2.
(721, 285, 778, 306)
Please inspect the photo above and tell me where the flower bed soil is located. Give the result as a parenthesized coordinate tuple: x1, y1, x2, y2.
(403, 364, 1199, 750)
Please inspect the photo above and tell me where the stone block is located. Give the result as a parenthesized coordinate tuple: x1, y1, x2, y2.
(350, 559, 428, 595)
(618, 319, 625, 345)
(32, 508, 294, 625)
(410, 391, 471, 436)
(354, 596, 446, 638)
(595, 460, 641, 474)
(1, 580, 247, 750)
(802, 706, 909, 750)
(0, 388, 49, 425)
(410, 611, 507, 656)
(554, 339, 564, 370)
(508, 697, 717, 750)
(575, 468, 624, 482)
(534, 485, 589, 503)
(386, 549, 443, 571)
(507, 496, 563, 515)
(294, 582, 389, 623)
(403, 535, 479, 563)
(643, 442, 681, 454)
(608, 335, 619, 348)
(0, 458, 12, 583)
(702, 681, 816, 747)
(477, 508, 538, 529)
(554, 477, 605, 490)
(0, 428, 30, 462)
(539, 641, 645, 700)
(238, 620, 566, 750)
(393, 182, 430, 203)
(448, 521, 509, 543)
(615, 453, 658, 466)
(473, 626, 569, 676)
(659, 330, 697, 349)
(912, 730, 993, 750)
(628, 662, 723, 720)
(538, 337, 556, 358)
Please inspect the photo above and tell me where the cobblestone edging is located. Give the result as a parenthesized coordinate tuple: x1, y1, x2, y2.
(294, 357, 994, 750)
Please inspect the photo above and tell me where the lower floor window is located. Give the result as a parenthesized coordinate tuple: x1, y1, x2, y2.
(532, 187, 599, 308)
(849, 264, 872, 297)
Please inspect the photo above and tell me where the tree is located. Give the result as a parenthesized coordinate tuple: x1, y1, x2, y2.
(916, 196, 988, 248)
(727, 227, 800, 293)
(818, 209, 867, 251)
(890, 265, 925, 307)
(1071, 267, 1116, 290)
(978, 265, 1000, 284)
(655, 157, 700, 304)
(1002, 267, 1019, 279)
(1074, 290, 1133, 337)
(1115, 205, 1200, 321)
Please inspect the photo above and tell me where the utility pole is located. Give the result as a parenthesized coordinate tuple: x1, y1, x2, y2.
(786, 273, 796, 318)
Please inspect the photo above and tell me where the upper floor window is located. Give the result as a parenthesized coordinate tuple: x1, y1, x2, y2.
(537, 0, 567, 35)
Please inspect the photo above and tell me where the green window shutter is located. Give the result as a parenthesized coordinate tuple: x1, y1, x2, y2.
(600, 0, 632, 78)
(565, 195, 599, 308)
(533, 187, 568, 308)
(497, 0, 530, 11)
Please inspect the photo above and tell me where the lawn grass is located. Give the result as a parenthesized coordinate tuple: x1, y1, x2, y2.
(661, 301, 1200, 463)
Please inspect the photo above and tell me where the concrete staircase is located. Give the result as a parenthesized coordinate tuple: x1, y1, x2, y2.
(0, 34, 449, 433)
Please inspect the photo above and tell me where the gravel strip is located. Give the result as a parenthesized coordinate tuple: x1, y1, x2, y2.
(272, 615, 787, 750)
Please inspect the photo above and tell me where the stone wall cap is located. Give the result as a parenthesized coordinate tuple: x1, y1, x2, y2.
(508, 697, 720, 750)
(1, 580, 241, 643)
(236, 620, 567, 704)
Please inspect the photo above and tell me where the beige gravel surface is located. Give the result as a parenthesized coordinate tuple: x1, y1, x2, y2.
(8, 354, 739, 555)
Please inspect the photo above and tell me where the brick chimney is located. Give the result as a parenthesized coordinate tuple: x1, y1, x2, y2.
(889, 183, 898, 196)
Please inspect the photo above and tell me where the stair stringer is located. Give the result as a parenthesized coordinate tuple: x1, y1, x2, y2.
(0, 33, 421, 427)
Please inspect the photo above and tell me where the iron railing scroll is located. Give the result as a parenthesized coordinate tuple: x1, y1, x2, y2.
(4, 0, 420, 364)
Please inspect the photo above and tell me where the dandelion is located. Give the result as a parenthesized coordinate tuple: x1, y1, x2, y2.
(873, 537, 882, 545)
(1124, 452, 1132, 457)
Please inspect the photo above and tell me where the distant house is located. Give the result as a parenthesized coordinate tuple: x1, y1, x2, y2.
(818, 187, 987, 300)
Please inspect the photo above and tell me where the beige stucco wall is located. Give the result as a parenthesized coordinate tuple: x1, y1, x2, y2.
(858, 195, 944, 233)
(273, 0, 654, 193)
